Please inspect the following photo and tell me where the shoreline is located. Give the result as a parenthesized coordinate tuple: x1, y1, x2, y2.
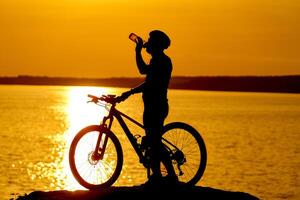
(16, 185, 260, 200)
(0, 75, 299, 93)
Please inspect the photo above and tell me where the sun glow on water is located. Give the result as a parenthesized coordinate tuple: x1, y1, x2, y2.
(62, 86, 112, 190)
(67, 87, 109, 131)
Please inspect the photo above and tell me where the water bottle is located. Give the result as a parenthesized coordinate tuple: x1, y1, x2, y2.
(129, 33, 147, 49)
(129, 33, 139, 43)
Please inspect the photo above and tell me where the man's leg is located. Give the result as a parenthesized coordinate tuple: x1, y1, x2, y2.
(159, 103, 178, 180)
(143, 108, 162, 180)
(161, 145, 177, 178)
(148, 128, 162, 178)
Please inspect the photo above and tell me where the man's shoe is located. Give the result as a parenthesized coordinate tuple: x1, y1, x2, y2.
(163, 175, 180, 186)
(141, 175, 163, 187)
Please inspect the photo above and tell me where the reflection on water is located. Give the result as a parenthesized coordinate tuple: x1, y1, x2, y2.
(0, 85, 299, 200)
(27, 134, 66, 190)
(63, 86, 110, 190)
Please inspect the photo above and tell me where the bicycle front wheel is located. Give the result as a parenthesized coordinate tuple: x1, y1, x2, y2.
(69, 125, 123, 189)
(161, 122, 207, 185)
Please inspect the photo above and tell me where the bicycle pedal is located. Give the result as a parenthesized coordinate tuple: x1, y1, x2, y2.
(134, 134, 141, 139)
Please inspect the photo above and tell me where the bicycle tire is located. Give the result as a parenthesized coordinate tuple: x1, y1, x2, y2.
(161, 122, 207, 185)
(69, 125, 123, 189)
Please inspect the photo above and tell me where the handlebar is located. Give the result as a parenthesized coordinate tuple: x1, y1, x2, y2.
(87, 94, 121, 104)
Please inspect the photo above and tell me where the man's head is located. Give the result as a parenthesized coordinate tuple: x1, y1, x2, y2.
(144, 30, 171, 54)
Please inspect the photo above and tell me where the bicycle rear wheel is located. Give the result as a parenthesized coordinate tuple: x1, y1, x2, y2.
(161, 122, 207, 185)
(69, 125, 123, 189)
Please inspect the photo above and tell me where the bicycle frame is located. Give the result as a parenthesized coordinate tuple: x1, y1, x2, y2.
(92, 100, 181, 172)
(95, 104, 146, 164)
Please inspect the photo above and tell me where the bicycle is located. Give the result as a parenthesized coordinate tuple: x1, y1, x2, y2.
(69, 94, 207, 189)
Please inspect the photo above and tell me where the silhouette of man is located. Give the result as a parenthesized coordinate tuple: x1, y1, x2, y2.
(119, 30, 178, 185)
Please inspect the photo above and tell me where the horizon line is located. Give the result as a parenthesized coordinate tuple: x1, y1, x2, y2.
(1, 74, 300, 79)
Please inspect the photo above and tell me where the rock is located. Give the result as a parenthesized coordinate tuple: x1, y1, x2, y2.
(16, 185, 259, 200)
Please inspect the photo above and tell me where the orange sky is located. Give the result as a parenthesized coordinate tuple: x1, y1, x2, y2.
(0, 0, 299, 77)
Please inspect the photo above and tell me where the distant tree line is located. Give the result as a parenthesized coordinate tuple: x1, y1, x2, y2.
(169, 76, 300, 93)
(0, 75, 299, 93)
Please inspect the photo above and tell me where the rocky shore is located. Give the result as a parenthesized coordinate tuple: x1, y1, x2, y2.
(16, 185, 259, 200)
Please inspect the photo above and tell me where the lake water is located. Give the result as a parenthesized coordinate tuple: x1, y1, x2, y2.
(0, 85, 299, 200)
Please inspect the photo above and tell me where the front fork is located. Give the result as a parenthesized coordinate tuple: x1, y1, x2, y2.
(92, 116, 113, 161)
